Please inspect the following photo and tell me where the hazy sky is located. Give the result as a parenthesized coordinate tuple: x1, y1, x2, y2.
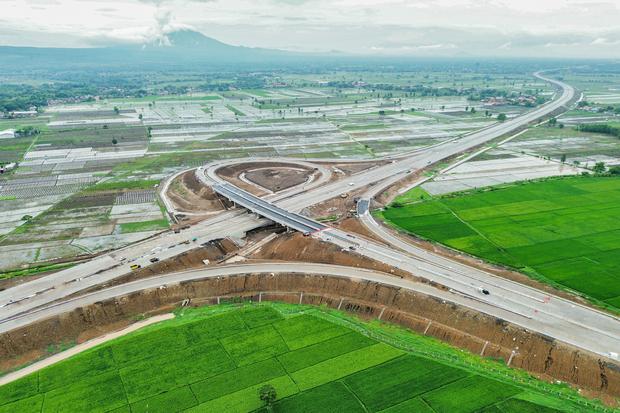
(1, 0, 619, 58)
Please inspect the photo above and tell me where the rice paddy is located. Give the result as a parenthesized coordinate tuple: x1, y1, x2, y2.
(0, 303, 599, 413)
(381, 176, 620, 310)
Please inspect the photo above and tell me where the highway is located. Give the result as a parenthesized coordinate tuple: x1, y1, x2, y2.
(204, 156, 620, 359)
(0, 211, 270, 324)
(0, 262, 558, 335)
(4, 71, 615, 361)
(0, 72, 574, 317)
(192, 72, 620, 359)
(315, 226, 620, 358)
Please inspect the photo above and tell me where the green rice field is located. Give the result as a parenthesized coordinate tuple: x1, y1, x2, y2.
(380, 177, 620, 311)
(0, 303, 605, 413)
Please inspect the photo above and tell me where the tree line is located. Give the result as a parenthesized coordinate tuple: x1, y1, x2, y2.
(577, 123, 620, 138)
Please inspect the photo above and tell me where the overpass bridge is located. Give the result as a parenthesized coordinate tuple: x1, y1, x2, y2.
(212, 183, 326, 234)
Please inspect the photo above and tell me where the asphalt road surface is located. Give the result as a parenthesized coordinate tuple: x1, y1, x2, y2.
(5, 72, 615, 362)
(0, 262, 547, 336)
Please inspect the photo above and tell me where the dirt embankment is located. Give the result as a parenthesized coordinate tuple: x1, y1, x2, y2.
(1, 273, 618, 402)
(335, 218, 387, 242)
(303, 187, 366, 219)
(374, 170, 426, 206)
(166, 171, 231, 214)
(249, 232, 410, 279)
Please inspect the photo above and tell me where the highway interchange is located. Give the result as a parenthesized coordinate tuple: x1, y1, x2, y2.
(1, 71, 619, 361)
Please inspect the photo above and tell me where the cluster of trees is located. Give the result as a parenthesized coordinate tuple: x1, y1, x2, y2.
(15, 126, 40, 137)
(577, 100, 620, 114)
(372, 84, 461, 97)
(467, 90, 546, 107)
(0, 80, 148, 113)
(547, 117, 564, 128)
(0, 77, 230, 113)
(593, 162, 607, 174)
(577, 123, 620, 138)
(468, 88, 509, 101)
(589, 161, 620, 175)
(324, 81, 467, 97)
(602, 105, 620, 114)
(0, 84, 47, 112)
(259, 384, 276, 411)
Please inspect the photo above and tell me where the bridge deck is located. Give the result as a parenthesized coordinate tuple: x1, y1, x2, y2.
(213, 183, 326, 234)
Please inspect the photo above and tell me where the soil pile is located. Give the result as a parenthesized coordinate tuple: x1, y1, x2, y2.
(167, 171, 231, 213)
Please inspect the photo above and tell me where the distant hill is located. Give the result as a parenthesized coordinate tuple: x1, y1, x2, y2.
(162, 29, 234, 48)
(139, 29, 293, 59)
(0, 30, 304, 71)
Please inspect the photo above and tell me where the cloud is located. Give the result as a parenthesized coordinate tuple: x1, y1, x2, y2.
(0, 0, 619, 58)
(591, 37, 620, 46)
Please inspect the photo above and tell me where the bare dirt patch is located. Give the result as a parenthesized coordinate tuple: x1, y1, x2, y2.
(335, 218, 387, 243)
(166, 171, 231, 214)
(303, 187, 366, 219)
(217, 161, 315, 196)
(244, 167, 312, 192)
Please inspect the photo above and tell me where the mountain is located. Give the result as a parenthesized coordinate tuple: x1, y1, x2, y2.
(157, 29, 238, 50)
(0, 30, 305, 71)
(136, 29, 295, 62)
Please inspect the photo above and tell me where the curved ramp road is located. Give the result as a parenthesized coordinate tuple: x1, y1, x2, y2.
(0, 263, 558, 336)
(4, 72, 614, 361)
(314, 227, 620, 359)
(193, 173, 620, 358)
(201, 158, 334, 202)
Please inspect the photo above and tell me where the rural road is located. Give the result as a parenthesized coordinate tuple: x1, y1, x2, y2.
(0, 313, 175, 386)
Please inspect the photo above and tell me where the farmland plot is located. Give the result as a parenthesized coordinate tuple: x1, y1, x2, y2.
(381, 176, 620, 310)
(422, 155, 584, 195)
(0, 185, 167, 271)
(0, 304, 595, 413)
(502, 126, 620, 166)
